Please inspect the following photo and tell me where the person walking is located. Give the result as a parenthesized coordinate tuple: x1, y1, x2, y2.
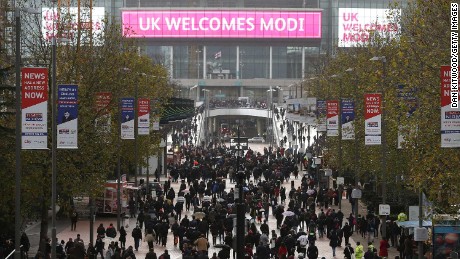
(119, 226, 127, 249)
(145, 248, 157, 259)
(97, 223, 106, 238)
(132, 224, 143, 251)
(329, 229, 340, 257)
(342, 222, 353, 246)
(144, 229, 156, 250)
(106, 223, 117, 239)
(70, 209, 78, 231)
(344, 243, 355, 259)
(355, 242, 364, 259)
(95, 235, 105, 259)
(306, 243, 318, 259)
(379, 238, 389, 258)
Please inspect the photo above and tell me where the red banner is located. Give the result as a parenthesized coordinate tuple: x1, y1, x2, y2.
(138, 98, 150, 117)
(21, 67, 49, 109)
(364, 93, 382, 119)
(441, 65, 451, 107)
(95, 92, 112, 115)
(326, 100, 339, 119)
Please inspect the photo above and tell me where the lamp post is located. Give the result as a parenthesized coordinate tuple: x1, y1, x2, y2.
(117, 99, 122, 230)
(202, 89, 210, 147)
(370, 56, 387, 238)
(14, 6, 41, 259)
(331, 74, 343, 210)
(346, 67, 360, 218)
(267, 87, 277, 149)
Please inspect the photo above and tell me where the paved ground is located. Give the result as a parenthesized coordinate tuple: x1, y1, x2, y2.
(26, 169, 399, 259)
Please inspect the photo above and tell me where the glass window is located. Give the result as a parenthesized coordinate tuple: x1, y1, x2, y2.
(206, 46, 237, 79)
(239, 46, 269, 79)
(272, 46, 303, 79)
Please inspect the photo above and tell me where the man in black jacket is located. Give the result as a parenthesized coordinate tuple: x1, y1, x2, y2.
(131, 225, 142, 251)
(307, 242, 319, 259)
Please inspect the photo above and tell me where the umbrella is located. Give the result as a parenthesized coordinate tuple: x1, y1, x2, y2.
(259, 208, 265, 212)
(243, 187, 249, 192)
(193, 211, 206, 219)
(177, 197, 185, 203)
(203, 196, 212, 202)
(306, 189, 315, 195)
(282, 211, 295, 217)
(214, 244, 232, 249)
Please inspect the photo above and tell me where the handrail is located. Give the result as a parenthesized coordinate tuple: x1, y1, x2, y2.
(5, 245, 23, 259)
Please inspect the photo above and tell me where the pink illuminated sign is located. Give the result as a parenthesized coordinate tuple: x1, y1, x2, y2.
(122, 10, 322, 39)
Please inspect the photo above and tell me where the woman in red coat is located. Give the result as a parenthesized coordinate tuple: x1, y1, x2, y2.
(379, 238, 390, 257)
(278, 242, 288, 259)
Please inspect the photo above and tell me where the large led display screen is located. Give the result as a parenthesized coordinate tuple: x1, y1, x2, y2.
(122, 10, 321, 39)
(338, 8, 400, 47)
(42, 7, 105, 45)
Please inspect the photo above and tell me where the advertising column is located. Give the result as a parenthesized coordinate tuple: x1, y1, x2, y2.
(316, 100, 327, 132)
(341, 99, 355, 140)
(138, 98, 150, 135)
(57, 84, 78, 149)
(364, 93, 382, 145)
(21, 67, 49, 149)
(326, 100, 339, 136)
(441, 65, 460, 147)
(121, 98, 135, 139)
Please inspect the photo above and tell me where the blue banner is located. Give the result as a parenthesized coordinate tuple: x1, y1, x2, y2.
(397, 85, 417, 148)
(316, 100, 327, 132)
(341, 99, 355, 140)
(121, 98, 135, 139)
(57, 84, 78, 149)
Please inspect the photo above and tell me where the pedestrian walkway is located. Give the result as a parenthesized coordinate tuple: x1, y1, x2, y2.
(26, 171, 399, 259)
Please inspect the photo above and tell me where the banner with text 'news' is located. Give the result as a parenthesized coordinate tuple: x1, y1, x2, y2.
(365, 93, 381, 145)
(121, 98, 135, 139)
(341, 99, 355, 140)
(57, 84, 78, 149)
(326, 100, 339, 137)
(440, 66, 460, 147)
(316, 100, 327, 132)
(138, 98, 150, 135)
(21, 67, 49, 149)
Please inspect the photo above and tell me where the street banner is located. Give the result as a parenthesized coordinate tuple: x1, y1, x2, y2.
(326, 100, 339, 136)
(441, 66, 460, 147)
(95, 92, 112, 133)
(150, 99, 160, 131)
(21, 67, 49, 149)
(316, 100, 327, 132)
(121, 98, 135, 139)
(397, 85, 417, 149)
(341, 99, 355, 140)
(365, 93, 382, 145)
(138, 98, 150, 135)
(57, 85, 78, 149)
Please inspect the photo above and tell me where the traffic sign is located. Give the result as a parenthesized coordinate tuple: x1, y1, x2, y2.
(379, 204, 391, 215)
(230, 137, 249, 150)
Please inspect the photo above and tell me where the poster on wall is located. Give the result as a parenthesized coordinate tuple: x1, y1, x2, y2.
(365, 93, 382, 145)
(341, 99, 355, 140)
(95, 92, 112, 133)
(326, 100, 339, 137)
(138, 98, 150, 135)
(440, 66, 460, 147)
(316, 100, 327, 132)
(121, 98, 135, 140)
(57, 84, 78, 149)
(21, 67, 49, 149)
(397, 85, 417, 149)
